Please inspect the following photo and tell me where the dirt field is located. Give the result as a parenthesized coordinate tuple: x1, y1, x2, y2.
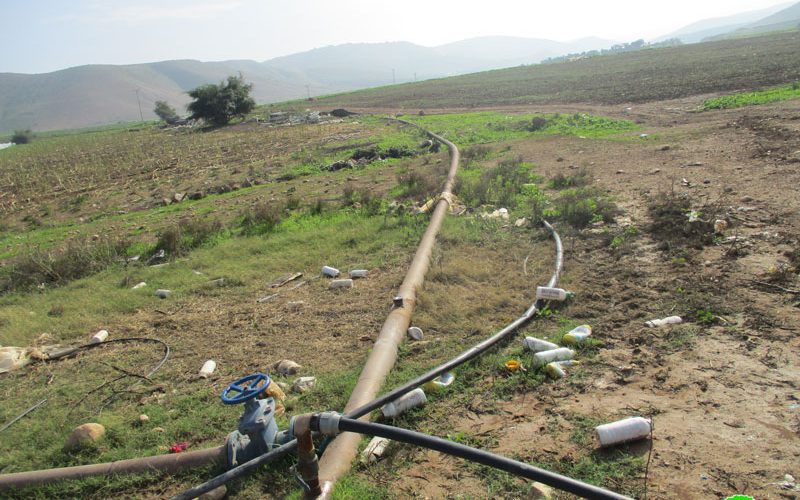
(368, 97, 800, 499)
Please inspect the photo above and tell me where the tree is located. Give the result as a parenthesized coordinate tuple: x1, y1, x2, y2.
(11, 129, 33, 144)
(187, 74, 255, 126)
(154, 100, 180, 124)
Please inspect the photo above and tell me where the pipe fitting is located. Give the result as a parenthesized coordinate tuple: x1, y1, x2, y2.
(315, 412, 341, 437)
(293, 414, 322, 498)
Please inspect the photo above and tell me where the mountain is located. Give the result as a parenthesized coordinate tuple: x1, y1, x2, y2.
(0, 36, 614, 133)
(654, 2, 792, 43)
(0, 60, 320, 133)
(710, 1, 800, 39)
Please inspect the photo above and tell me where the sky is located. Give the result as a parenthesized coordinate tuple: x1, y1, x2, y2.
(0, 0, 792, 74)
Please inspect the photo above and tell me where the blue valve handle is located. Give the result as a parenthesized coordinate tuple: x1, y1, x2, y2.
(220, 373, 271, 405)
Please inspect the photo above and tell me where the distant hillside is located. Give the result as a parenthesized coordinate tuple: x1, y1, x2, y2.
(0, 60, 317, 133)
(706, 1, 800, 40)
(311, 31, 800, 109)
(655, 2, 792, 43)
(0, 37, 613, 133)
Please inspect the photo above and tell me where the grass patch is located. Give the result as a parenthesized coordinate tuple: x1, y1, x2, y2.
(549, 167, 591, 190)
(456, 156, 539, 210)
(702, 81, 800, 110)
(552, 187, 618, 228)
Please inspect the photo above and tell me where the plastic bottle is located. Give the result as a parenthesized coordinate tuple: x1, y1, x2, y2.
(422, 372, 455, 392)
(595, 417, 652, 447)
(321, 266, 340, 278)
(89, 330, 108, 344)
(199, 360, 216, 378)
(350, 269, 369, 279)
(523, 337, 558, 353)
(562, 325, 592, 345)
(645, 316, 682, 328)
(544, 360, 581, 379)
(362, 436, 390, 463)
(533, 347, 574, 367)
(329, 279, 353, 289)
(535, 286, 574, 301)
(381, 388, 427, 417)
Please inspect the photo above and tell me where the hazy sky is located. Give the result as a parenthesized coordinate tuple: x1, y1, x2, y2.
(0, 0, 791, 74)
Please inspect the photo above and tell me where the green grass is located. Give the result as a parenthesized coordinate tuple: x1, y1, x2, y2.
(405, 111, 637, 145)
(702, 82, 800, 110)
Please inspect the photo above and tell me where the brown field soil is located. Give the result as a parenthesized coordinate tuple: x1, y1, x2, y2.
(354, 97, 800, 499)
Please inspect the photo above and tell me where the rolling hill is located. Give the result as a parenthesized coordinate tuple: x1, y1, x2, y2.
(654, 2, 792, 43)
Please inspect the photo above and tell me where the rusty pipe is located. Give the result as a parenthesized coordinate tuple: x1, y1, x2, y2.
(316, 119, 460, 495)
(0, 445, 225, 491)
(293, 414, 322, 498)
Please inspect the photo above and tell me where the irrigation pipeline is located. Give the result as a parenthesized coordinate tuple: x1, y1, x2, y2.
(0, 120, 584, 498)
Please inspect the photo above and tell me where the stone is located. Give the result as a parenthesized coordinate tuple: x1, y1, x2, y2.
(188, 191, 205, 200)
(154, 289, 171, 299)
(161, 198, 172, 206)
(273, 359, 302, 375)
(65, 423, 105, 450)
(139, 414, 150, 424)
(291, 376, 317, 394)
(514, 218, 528, 228)
(172, 193, 185, 203)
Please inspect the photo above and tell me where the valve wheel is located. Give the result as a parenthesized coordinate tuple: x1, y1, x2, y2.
(220, 373, 271, 405)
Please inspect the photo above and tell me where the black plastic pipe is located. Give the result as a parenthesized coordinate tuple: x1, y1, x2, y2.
(333, 417, 632, 500)
(172, 220, 563, 500)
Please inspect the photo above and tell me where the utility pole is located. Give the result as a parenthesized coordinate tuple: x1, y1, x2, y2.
(414, 72, 417, 82)
(305, 84, 311, 100)
(135, 88, 143, 122)
(392, 68, 396, 84)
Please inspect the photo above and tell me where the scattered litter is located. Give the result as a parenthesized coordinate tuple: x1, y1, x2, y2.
(687, 210, 700, 222)
(193, 270, 204, 276)
(484, 207, 509, 220)
(274, 359, 302, 375)
(535, 286, 574, 301)
(782, 474, 796, 489)
(407, 326, 424, 341)
(533, 348, 575, 367)
(139, 414, 150, 424)
(169, 442, 189, 453)
(523, 337, 559, 353)
(155, 289, 171, 299)
(127, 255, 141, 262)
(514, 218, 528, 228)
(681, 178, 690, 186)
(199, 360, 217, 379)
(362, 436, 391, 464)
(714, 219, 728, 233)
(349, 269, 369, 279)
(291, 376, 317, 393)
(208, 278, 225, 287)
(544, 360, 580, 379)
(269, 272, 303, 288)
(645, 316, 683, 327)
(423, 372, 455, 392)
(639, 133, 649, 138)
(89, 330, 108, 344)
(65, 423, 106, 450)
(148, 249, 166, 264)
(381, 388, 427, 417)
(321, 265, 340, 278)
(132, 282, 147, 289)
(595, 417, 651, 447)
(504, 359, 523, 372)
(562, 325, 592, 345)
(329, 278, 353, 289)
(286, 301, 304, 311)
(0, 347, 31, 374)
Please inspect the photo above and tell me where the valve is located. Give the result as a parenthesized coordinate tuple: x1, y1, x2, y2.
(221, 373, 292, 468)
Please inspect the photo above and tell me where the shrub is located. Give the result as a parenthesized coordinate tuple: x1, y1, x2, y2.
(456, 156, 535, 209)
(240, 202, 282, 235)
(154, 218, 224, 256)
(528, 116, 548, 131)
(154, 101, 180, 124)
(554, 187, 618, 228)
(394, 171, 440, 201)
(647, 192, 715, 249)
(11, 129, 33, 144)
(549, 168, 590, 189)
(187, 74, 255, 126)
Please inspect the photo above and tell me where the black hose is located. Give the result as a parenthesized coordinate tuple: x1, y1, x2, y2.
(172, 220, 563, 500)
(48, 337, 171, 378)
(336, 417, 631, 500)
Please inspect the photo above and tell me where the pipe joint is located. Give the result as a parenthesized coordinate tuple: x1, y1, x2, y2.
(314, 412, 341, 437)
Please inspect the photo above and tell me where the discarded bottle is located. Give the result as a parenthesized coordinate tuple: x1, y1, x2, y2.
(523, 337, 558, 353)
(329, 278, 353, 289)
(562, 325, 592, 345)
(131, 282, 147, 289)
(362, 436, 390, 464)
(154, 289, 171, 299)
(321, 266, 340, 278)
(422, 372, 454, 392)
(544, 360, 581, 379)
(381, 388, 427, 418)
(645, 316, 682, 328)
(89, 330, 108, 344)
(199, 360, 216, 378)
(533, 347, 575, 367)
(350, 269, 369, 279)
(535, 286, 574, 301)
(407, 326, 424, 341)
(595, 417, 652, 447)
